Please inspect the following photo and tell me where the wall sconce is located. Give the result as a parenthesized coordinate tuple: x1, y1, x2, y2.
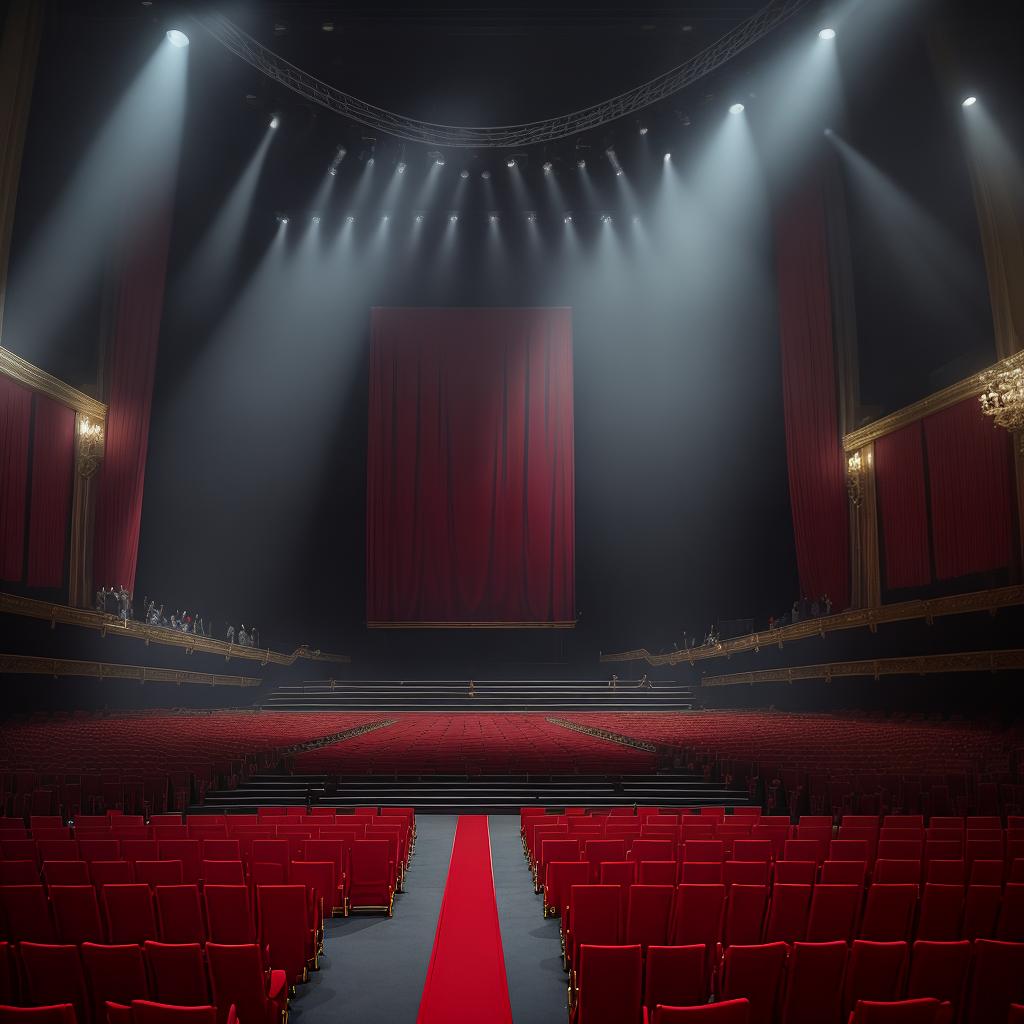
(846, 450, 863, 507)
(77, 415, 105, 478)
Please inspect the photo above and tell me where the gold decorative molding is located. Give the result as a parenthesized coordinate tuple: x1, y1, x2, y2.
(547, 717, 658, 753)
(0, 345, 107, 422)
(701, 649, 1024, 687)
(600, 584, 1024, 667)
(0, 653, 262, 687)
(0, 592, 351, 665)
(367, 620, 577, 630)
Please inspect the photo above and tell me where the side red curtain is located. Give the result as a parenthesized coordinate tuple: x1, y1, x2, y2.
(923, 397, 1014, 580)
(774, 179, 850, 607)
(26, 395, 75, 588)
(0, 373, 32, 581)
(92, 208, 173, 593)
(875, 422, 931, 590)
(367, 307, 575, 625)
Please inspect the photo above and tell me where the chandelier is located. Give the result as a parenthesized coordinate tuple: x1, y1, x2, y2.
(978, 352, 1024, 441)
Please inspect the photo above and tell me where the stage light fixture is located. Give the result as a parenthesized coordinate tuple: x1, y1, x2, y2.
(818, 27, 836, 40)
(269, 115, 280, 129)
(638, 124, 648, 136)
(729, 102, 745, 114)
(435, 155, 445, 166)
(526, 212, 537, 222)
(577, 159, 586, 170)
(962, 95, 977, 107)
(328, 146, 347, 176)
(489, 213, 499, 223)
(663, 152, 671, 161)
(507, 158, 516, 168)
(345, 215, 355, 224)
(311, 215, 321, 225)
(449, 213, 458, 222)
(600, 213, 612, 223)
(415, 214, 424, 223)
(481, 170, 491, 180)
(543, 161, 553, 174)
(166, 29, 189, 47)
(564, 213, 572, 223)
(275, 213, 289, 225)
(367, 157, 375, 167)
(397, 161, 407, 174)
(606, 148, 624, 177)
(460, 169, 470, 179)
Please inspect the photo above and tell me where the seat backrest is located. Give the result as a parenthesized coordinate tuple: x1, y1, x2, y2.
(652, 999, 752, 1022)
(0, 884, 55, 943)
(574, 943, 642, 1024)
(820, 860, 866, 886)
(155, 885, 205, 944)
(585, 840, 627, 880)
(624, 885, 674, 952)
(0, 1006, 77, 1023)
(144, 941, 209, 1006)
(155, 841, 201, 884)
(860, 885, 918, 942)
(18, 942, 89, 1024)
(644, 944, 709, 1013)
(724, 861, 770, 887)
(256, 884, 310, 985)
(874, 860, 922, 885)
(733, 840, 773, 863)
(131, 1000, 218, 1023)
(906, 940, 972, 1015)
(204, 885, 255, 944)
(962, 884, 1002, 940)
(568, 886, 621, 959)
(725, 884, 769, 947)
(964, 939, 1024, 1024)
(206, 942, 270, 1024)
(806, 884, 860, 943)
(774, 861, 816, 886)
(90, 860, 134, 889)
(104, 883, 157, 944)
(82, 941, 149, 1022)
(350, 840, 390, 882)
(998, 883, 1024, 942)
(682, 840, 724, 864)
(916, 884, 964, 942)
(545, 861, 589, 921)
(843, 940, 909, 1015)
(848, 997, 946, 1023)
(136, 860, 184, 887)
(764, 883, 812, 944)
(639, 861, 678, 886)
(669, 884, 725, 948)
(50, 884, 105, 944)
(201, 860, 245, 886)
(290, 860, 339, 915)
(720, 941, 788, 1024)
(925, 860, 964, 886)
(42, 861, 90, 887)
(780, 941, 848, 1024)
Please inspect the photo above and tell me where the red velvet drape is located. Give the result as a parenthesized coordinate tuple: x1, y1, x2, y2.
(875, 422, 931, 590)
(924, 397, 1014, 580)
(92, 209, 173, 593)
(0, 374, 32, 581)
(26, 396, 75, 588)
(774, 180, 850, 607)
(367, 307, 575, 625)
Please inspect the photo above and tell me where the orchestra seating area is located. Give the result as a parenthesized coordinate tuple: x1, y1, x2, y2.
(0, 806, 415, 1022)
(522, 806, 1024, 1023)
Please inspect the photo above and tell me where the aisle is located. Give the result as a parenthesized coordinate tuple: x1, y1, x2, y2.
(288, 815, 457, 1023)
(417, 815, 513, 1023)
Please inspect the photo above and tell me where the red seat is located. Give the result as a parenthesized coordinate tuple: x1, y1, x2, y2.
(668, 884, 725, 955)
(201, 840, 241, 864)
(566, 886, 621, 978)
(347, 840, 395, 915)
(289, 859, 339, 930)
(545, 861, 589, 922)
(969, 860, 1004, 886)
(719, 941, 788, 1024)
(774, 862, 816, 886)
(925, 861, 965, 886)
(302, 840, 346, 910)
(585, 840, 627, 883)
(201, 861, 245, 886)
(848, 998, 949, 1023)
(916, 885, 964, 942)
(624, 885, 673, 954)
(780, 941, 848, 1024)
(733, 841, 772, 864)
(206, 942, 288, 1024)
(43, 861, 90, 887)
(155, 885, 205, 944)
(155, 842, 202, 885)
(877, 840, 923, 862)
(681, 862, 723, 884)
(257, 885, 315, 986)
(130, 1001, 220, 1024)
(874, 860, 922, 886)
(204, 886, 255, 944)
(598, 861, 636, 924)
(644, 945, 708, 1015)
(725, 885, 769, 947)
(681, 840, 724, 864)
(648, 1000, 751, 1022)
(78, 840, 119, 864)
(18, 942, 89, 1024)
(0, 884, 55, 942)
(0, 942, 13, 1004)
(104, 883, 157, 944)
(36, 841, 79, 863)
(843, 940, 909, 1016)
(806, 884, 860, 943)
(51, 884, 105, 944)
(906, 941, 972, 1017)
(963, 939, 1024, 1024)
(860, 885, 918, 942)
(136, 861, 184, 888)
(144, 941, 210, 1006)
(723, 861, 770, 888)
(122, 841, 159, 864)
(0, 1007, 77, 1023)
(0, 861, 38, 885)
(538, 839, 581, 892)
(998, 884, 1024, 941)
(764, 884, 811, 944)
(821, 861, 867, 886)
(962, 885, 1002, 940)
(639, 862, 678, 886)
(785, 840, 826, 866)
(571, 943, 642, 1024)
(82, 942, 149, 1022)
(90, 861, 133, 889)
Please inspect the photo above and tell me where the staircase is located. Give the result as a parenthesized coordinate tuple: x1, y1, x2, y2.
(193, 769, 750, 815)
(259, 679, 694, 713)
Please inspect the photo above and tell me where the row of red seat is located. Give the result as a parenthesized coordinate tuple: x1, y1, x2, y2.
(0, 1002, 240, 1024)
(0, 938, 278, 1024)
(568, 938, 1024, 1024)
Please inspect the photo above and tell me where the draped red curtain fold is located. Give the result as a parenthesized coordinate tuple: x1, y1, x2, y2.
(0, 373, 31, 581)
(774, 178, 850, 607)
(366, 307, 575, 625)
(923, 397, 1014, 580)
(92, 207, 173, 593)
(26, 395, 75, 588)
(875, 422, 932, 590)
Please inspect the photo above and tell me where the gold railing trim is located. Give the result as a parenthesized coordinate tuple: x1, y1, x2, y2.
(701, 648, 1024, 687)
(0, 592, 351, 665)
(0, 653, 262, 687)
(599, 585, 1024, 667)
(0, 345, 107, 421)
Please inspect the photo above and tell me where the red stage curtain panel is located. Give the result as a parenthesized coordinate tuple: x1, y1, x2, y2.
(0, 374, 32, 581)
(774, 179, 850, 607)
(924, 397, 1015, 580)
(93, 209, 173, 593)
(367, 307, 575, 626)
(875, 422, 931, 590)
(26, 395, 75, 588)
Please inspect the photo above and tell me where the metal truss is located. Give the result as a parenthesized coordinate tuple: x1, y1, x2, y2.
(198, 0, 812, 149)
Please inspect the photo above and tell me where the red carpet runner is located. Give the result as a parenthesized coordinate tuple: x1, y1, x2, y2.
(417, 815, 513, 1023)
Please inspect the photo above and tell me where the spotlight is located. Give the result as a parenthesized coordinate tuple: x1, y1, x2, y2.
(606, 148, 623, 177)
(166, 29, 189, 47)
(382, 214, 389, 223)
(507, 158, 516, 168)
(729, 103, 745, 114)
(449, 213, 458, 223)
(962, 95, 977, 107)
(526, 212, 537, 223)
(366, 157, 375, 167)
(435, 155, 445, 167)
(328, 146, 346, 176)
(600, 213, 612, 223)
(489, 213, 499, 223)
(415, 214, 424, 223)
(818, 27, 836, 39)
(311, 215, 321, 225)
(564, 213, 573, 223)
(269, 115, 280, 130)
(663, 152, 671, 162)
(460, 169, 470, 179)
(322, 20, 335, 32)
(397, 161, 406, 174)
(543, 161, 553, 174)
(638, 125, 648, 136)
(577, 159, 586, 170)
(275, 213, 289, 225)
(481, 170, 491, 180)
(345, 215, 355, 224)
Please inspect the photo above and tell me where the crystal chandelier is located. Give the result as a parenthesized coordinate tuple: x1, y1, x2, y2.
(978, 352, 1024, 441)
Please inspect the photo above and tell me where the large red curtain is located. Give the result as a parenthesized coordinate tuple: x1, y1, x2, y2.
(924, 397, 1014, 580)
(26, 396, 75, 588)
(774, 179, 850, 607)
(367, 307, 575, 625)
(0, 374, 31, 581)
(92, 208, 173, 593)
(875, 422, 931, 590)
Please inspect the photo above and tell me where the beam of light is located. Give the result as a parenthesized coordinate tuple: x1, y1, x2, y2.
(728, 102, 745, 114)
(958, 98, 1023, 185)
(347, 158, 377, 215)
(818, 27, 836, 40)
(961, 95, 977, 108)
(411, 161, 443, 213)
(377, 159, 408, 212)
(4, 38, 187, 358)
(166, 29, 189, 47)
(507, 163, 530, 209)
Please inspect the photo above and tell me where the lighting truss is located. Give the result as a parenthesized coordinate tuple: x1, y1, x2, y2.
(198, 0, 811, 149)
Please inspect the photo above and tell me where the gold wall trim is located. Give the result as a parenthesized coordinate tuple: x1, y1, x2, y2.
(0, 345, 107, 421)
(367, 619, 577, 630)
(841, 351, 1022, 452)
(0, 653, 262, 687)
(600, 584, 1024, 667)
(547, 717, 658, 753)
(702, 648, 1024, 687)
(0, 592, 351, 665)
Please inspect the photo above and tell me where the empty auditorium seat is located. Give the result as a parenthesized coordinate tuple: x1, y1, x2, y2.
(571, 943, 642, 1024)
(719, 942, 788, 1024)
(643, 945, 709, 1017)
(130, 1001, 221, 1024)
(765, 884, 812, 944)
(668, 884, 725, 958)
(347, 840, 395, 915)
(780, 941, 848, 1024)
(136, 861, 184, 888)
(257, 885, 315, 985)
(90, 860, 134, 889)
(144, 941, 210, 1007)
(43, 861, 90, 887)
(916, 885, 964, 942)
(206, 942, 288, 1024)
(544, 861, 589, 922)
(82, 942, 149, 1022)
(624, 885, 673, 954)
(725, 885, 769, 947)
(200, 861, 245, 886)
(843, 941, 909, 1015)
(648, 999, 751, 1022)
(962, 885, 1002, 940)
(155, 885, 205, 944)
(104, 883, 158, 945)
(860, 885, 918, 942)
(18, 942, 89, 1024)
(0, 1006, 77, 1023)
(0, 885, 56, 942)
(807, 884, 861, 943)
(51, 884, 105, 944)
(204, 886, 255, 945)
(964, 940, 1024, 1024)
